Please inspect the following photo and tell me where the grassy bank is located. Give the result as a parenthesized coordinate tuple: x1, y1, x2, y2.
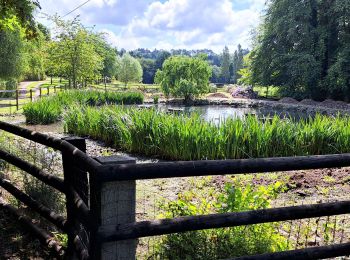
(23, 90, 143, 124)
(64, 105, 350, 160)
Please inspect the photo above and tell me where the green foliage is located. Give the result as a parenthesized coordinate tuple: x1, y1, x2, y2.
(0, 24, 25, 80)
(153, 95, 159, 104)
(250, 0, 350, 101)
(0, 78, 17, 98)
(155, 55, 212, 102)
(220, 46, 231, 84)
(116, 53, 143, 87)
(23, 96, 62, 124)
(23, 29, 47, 80)
(231, 44, 245, 83)
(65, 106, 350, 160)
(48, 16, 103, 88)
(0, 0, 40, 39)
(139, 58, 156, 84)
(23, 90, 144, 124)
(151, 181, 288, 259)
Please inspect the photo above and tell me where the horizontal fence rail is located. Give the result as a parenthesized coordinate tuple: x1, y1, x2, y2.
(96, 153, 350, 181)
(97, 200, 350, 242)
(232, 242, 350, 260)
(0, 120, 100, 172)
(0, 176, 67, 231)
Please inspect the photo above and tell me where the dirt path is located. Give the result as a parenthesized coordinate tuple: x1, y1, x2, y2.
(18, 81, 46, 100)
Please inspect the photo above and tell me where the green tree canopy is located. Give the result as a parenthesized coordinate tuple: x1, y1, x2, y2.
(250, 0, 350, 101)
(48, 16, 103, 88)
(116, 53, 143, 87)
(155, 55, 212, 102)
(0, 0, 40, 38)
(220, 46, 231, 84)
(0, 21, 24, 80)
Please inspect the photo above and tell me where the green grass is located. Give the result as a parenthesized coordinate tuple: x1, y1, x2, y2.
(23, 90, 144, 124)
(64, 106, 350, 160)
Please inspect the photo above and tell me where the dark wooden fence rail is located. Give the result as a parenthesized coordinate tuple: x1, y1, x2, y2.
(0, 84, 66, 111)
(1, 119, 350, 259)
(0, 121, 99, 259)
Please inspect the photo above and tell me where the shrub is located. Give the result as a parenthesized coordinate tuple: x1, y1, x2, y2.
(150, 181, 288, 259)
(23, 96, 62, 124)
(153, 95, 159, 104)
(0, 78, 17, 98)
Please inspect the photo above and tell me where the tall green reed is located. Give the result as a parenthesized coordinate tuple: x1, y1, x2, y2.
(64, 105, 350, 160)
(23, 90, 144, 124)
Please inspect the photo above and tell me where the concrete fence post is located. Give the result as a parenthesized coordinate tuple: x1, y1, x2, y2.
(91, 155, 137, 260)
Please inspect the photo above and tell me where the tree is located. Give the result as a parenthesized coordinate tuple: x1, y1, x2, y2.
(23, 28, 47, 80)
(91, 33, 118, 79)
(231, 44, 245, 83)
(155, 55, 212, 102)
(210, 65, 221, 83)
(48, 16, 103, 88)
(139, 58, 156, 84)
(250, 0, 350, 100)
(155, 50, 171, 70)
(0, 0, 40, 38)
(0, 23, 25, 80)
(220, 46, 230, 84)
(116, 53, 143, 87)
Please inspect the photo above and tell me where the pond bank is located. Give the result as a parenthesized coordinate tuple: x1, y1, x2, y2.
(149, 97, 350, 117)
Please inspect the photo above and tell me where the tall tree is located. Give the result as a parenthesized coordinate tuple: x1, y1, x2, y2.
(250, 0, 350, 100)
(231, 44, 245, 83)
(139, 58, 156, 84)
(220, 46, 231, 84)
(116, 53, 143, 87)
(48, 16, 103, 88)
(0, 22, 24, 80)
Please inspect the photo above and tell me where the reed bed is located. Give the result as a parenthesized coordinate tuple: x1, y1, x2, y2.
(23, 90, 143, 124)
(64, 105, 350, 160)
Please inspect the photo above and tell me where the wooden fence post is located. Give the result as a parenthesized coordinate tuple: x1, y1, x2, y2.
(15, 90, 19, 110)
(30, 89, 33, 102)
(47, 86, 49, 95)
(90, 155, 137, 260)
(39, 88, 42, 98)
(54, 85, 56, 93)
(62, 137, 89, 258)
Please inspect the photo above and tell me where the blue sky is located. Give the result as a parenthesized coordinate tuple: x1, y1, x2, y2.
(36, 0, 266, 53)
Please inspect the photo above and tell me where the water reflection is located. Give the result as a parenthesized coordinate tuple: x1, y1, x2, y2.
(153, 105, 309, 123)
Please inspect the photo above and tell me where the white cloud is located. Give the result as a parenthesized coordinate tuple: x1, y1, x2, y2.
(36, 0, 265, 52)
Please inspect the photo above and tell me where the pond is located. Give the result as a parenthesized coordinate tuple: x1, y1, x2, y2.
(137, 104, 312, 123)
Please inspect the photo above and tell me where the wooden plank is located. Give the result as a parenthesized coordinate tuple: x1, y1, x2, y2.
(96, 153, 350, 182)
(97, 200, 350, 242)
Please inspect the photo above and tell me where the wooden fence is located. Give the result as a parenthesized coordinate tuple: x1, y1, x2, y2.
(0, 84, 66, 111)
(1, 121, 350, 259)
